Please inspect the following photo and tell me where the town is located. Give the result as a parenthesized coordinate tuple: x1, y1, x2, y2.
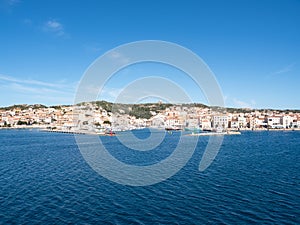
(1, 101, 300, 133)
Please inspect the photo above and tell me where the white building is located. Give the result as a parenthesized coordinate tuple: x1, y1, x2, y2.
(238, 116, 247, 128)
(185, 118, 199, 128)
(230, 118, 239, 129)
(281, 115, 293, 128)
(254, 118, 267, 128)
(212, 115, 228, 129)
(292, 118, 298, 128)
(165, 118, 184, 129)
(267, 116, 281, 128)
(297, 119, 300, 128)
(201, 118, 211, 129)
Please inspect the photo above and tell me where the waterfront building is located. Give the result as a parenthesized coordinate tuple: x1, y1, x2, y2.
(230, 118, 239, 129)
(281, 115, 293, 128)
(238, 116, 247, 128)
(200, 118, 211, 129)
(212, 115, 228, 129)
(267, 116, 281, 127)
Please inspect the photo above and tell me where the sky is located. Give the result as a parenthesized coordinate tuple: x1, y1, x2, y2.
(0, 0, 299, 109)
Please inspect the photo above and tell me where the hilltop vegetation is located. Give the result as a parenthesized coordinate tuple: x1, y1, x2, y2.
(1, 101, 300, 120)
(0, 104, 48, 111)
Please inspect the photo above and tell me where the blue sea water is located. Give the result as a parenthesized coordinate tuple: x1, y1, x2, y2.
(0, 129, 299, 224)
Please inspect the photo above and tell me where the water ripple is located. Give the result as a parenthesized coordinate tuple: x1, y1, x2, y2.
(0, 130, 299, 224)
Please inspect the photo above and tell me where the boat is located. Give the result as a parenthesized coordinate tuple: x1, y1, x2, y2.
(105, 129, 116, 136)
(165, 126, 182, 131)
(184, 127, 201, 132)
(202, 128, 213, 132)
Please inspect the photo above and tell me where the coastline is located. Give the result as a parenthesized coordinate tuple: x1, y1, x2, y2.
(0, 125, 48, 130)
(1, 125, 300, 133)
(229, 128, 300, 131)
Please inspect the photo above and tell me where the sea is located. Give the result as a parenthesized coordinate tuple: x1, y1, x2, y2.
(0, 129, 299, 224)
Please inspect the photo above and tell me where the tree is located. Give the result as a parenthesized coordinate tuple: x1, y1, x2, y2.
(103, 120, 111, 125)
(17, 120, 27, 125)
(129, 106, 152, 119)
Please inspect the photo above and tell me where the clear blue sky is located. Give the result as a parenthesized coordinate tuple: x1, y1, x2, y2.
(0, 0, 299, 109)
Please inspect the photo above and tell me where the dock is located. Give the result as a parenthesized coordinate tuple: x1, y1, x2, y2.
(187, 131, 241, 136)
